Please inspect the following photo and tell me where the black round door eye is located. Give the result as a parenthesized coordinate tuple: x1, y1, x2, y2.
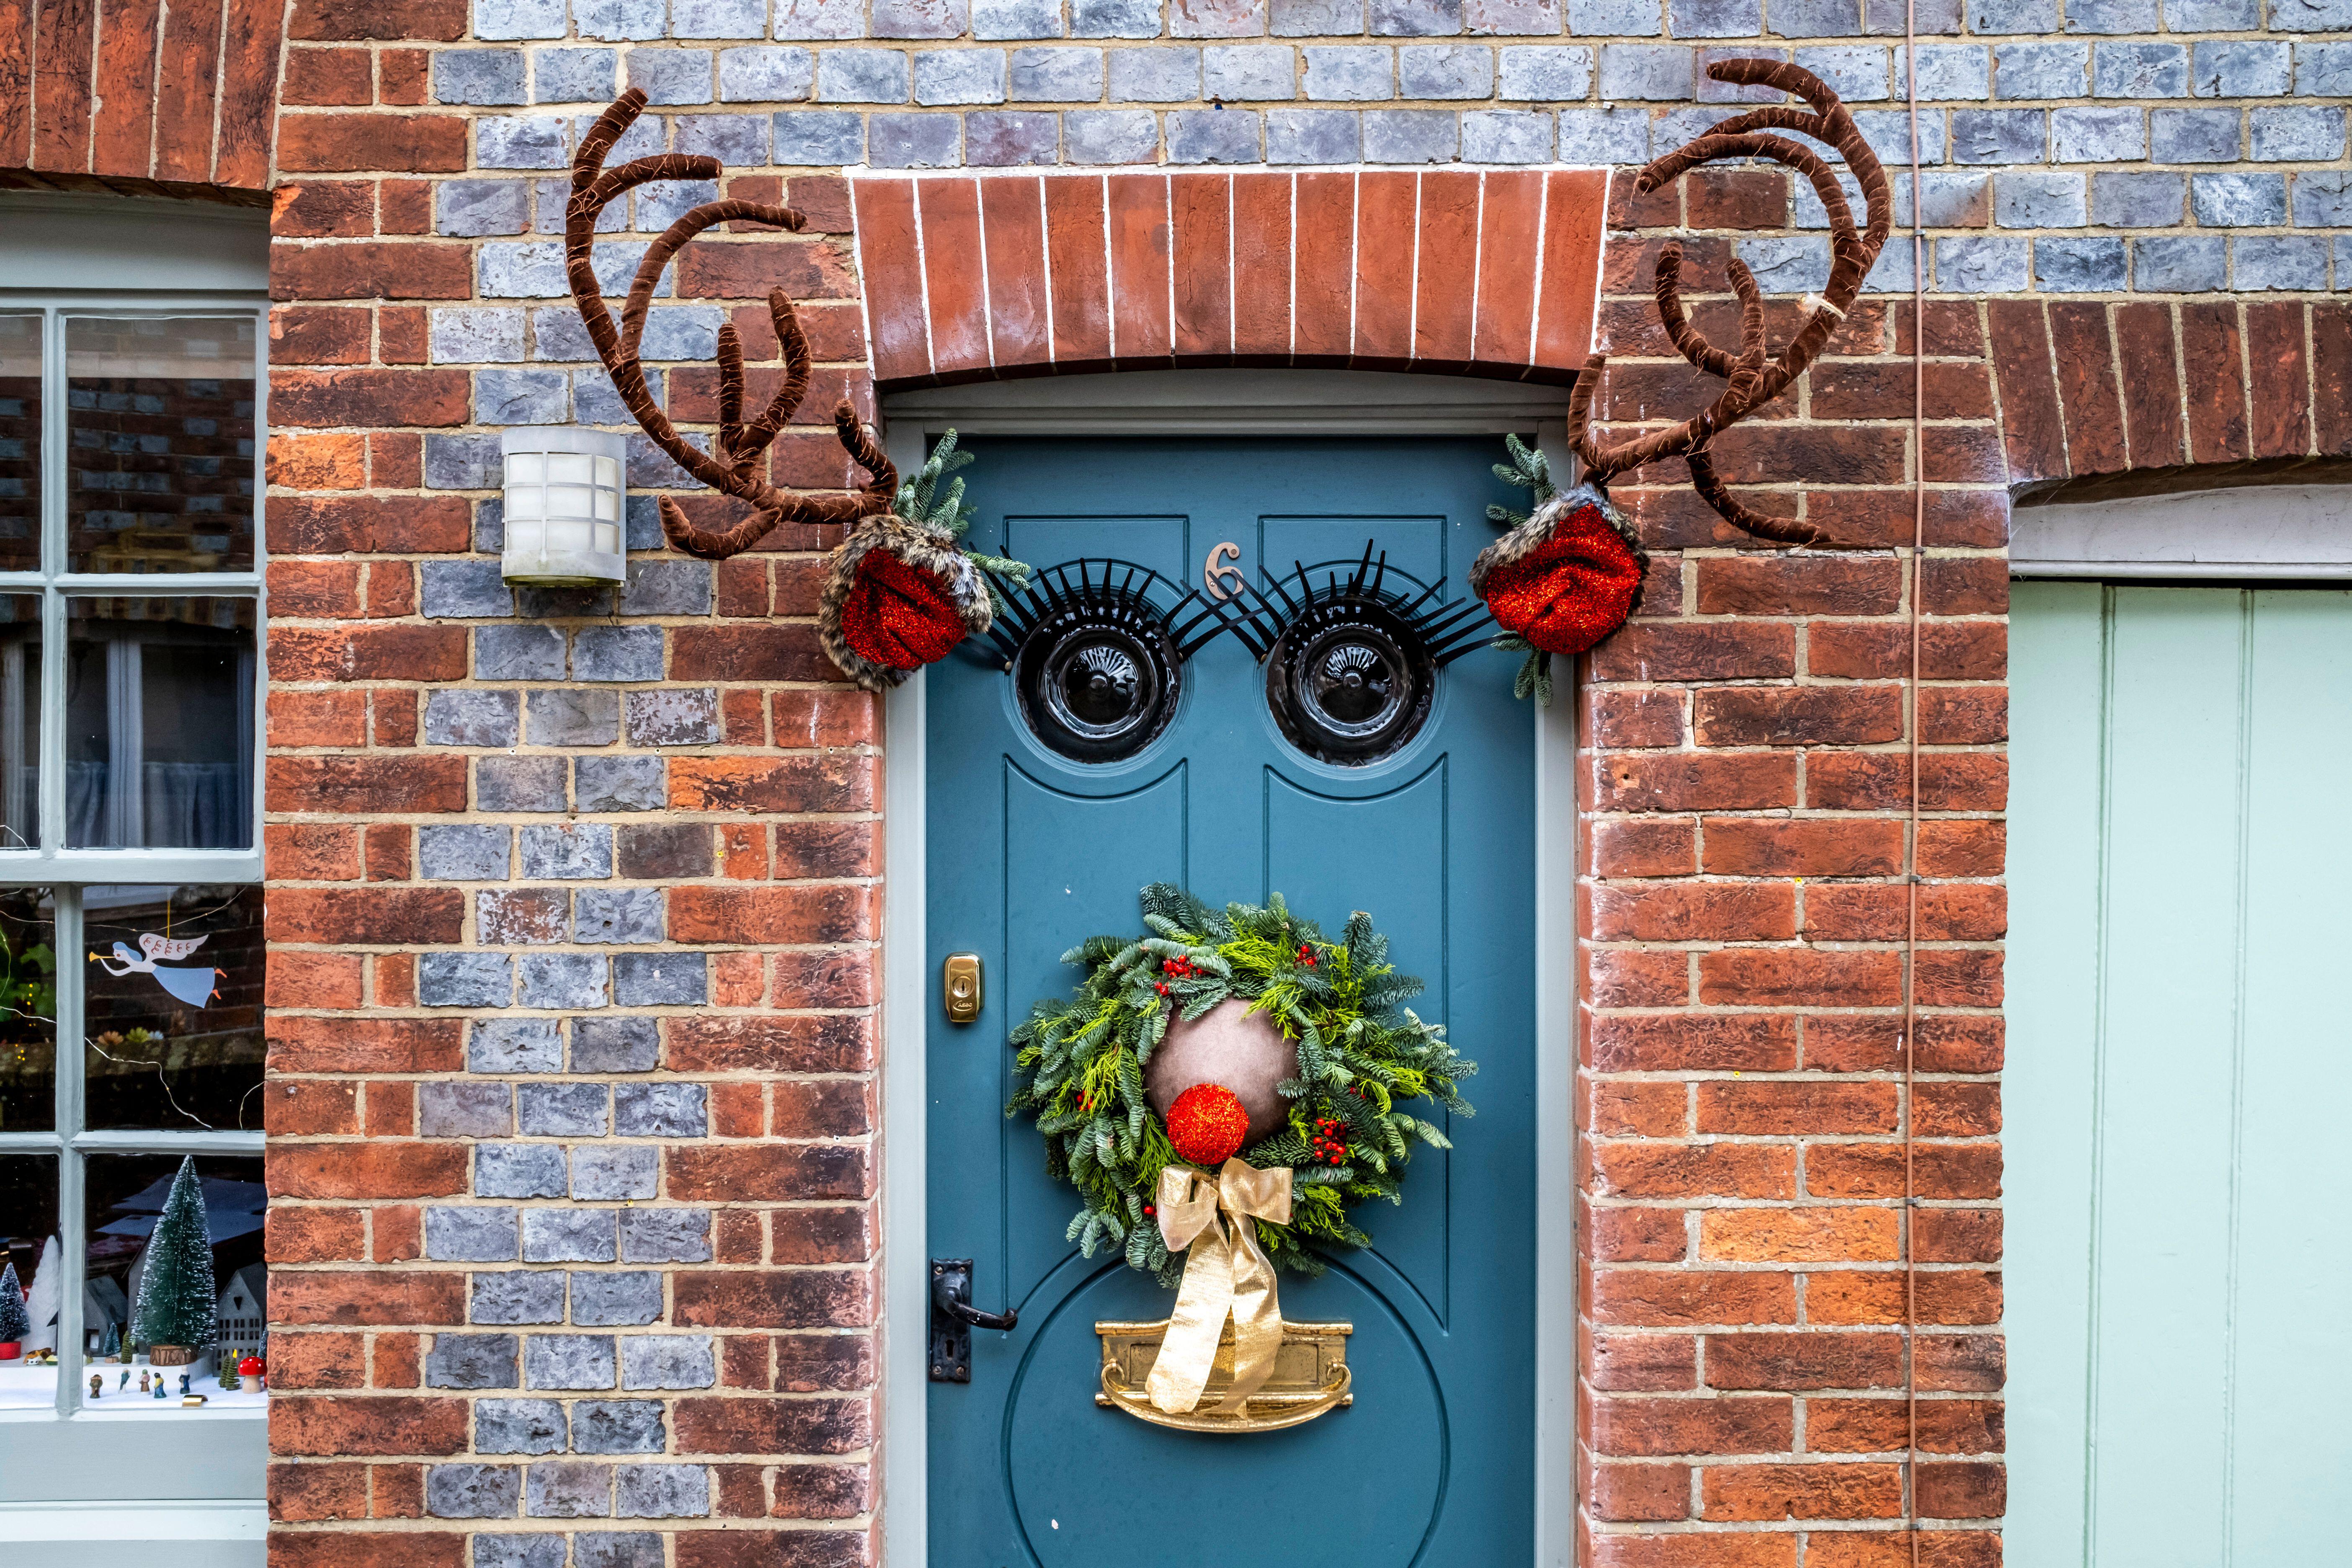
(1018, 604, 1183, 762)
(1267, 597, 1435, 765)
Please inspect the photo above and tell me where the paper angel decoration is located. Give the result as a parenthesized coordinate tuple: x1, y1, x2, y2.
(92, 932, 223, 1008)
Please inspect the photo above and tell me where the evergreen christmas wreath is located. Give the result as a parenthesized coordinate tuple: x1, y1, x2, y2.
(1472, 434, 1647, 704)
(1008, 884, 1475, 1284)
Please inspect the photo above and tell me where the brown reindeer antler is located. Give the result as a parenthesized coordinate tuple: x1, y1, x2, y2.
(1567, 60, 1892, 547)
(566, 88, 897, 560)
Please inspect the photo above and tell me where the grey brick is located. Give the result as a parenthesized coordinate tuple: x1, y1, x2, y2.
(526, 1461, 613, 1519)
(874, 0, 971, 35)
(519, 1081, 612, 1138)
(477, 116, 571, 169)
(2191, 172, 2285, 227)
(477, 367, 569, 425)
(422, 560, 516, 619)
(1168, 109, 1262, 162)
(427, 1206, 521, 1264)
(622, 1335, 717, 1390)
(1363, 107, 1455, 162)
(478, 1143, 570, 1199)
(1015, 46, 1106, 99)
(2233, 235, 2329, 290)
(917, 48, 1009, 103)
(518, 954, 611, 1011)
(1968, 0, 2053, 26)
(523, 689, 620, 749)
(625, 49, 714, 105)
(674, 0, 767, 34)
(428, 1464, 521, 1519)
(476, 0, 565, 37)
(864, 114, 961, 168)
(967, 109, 1061, 162)
(1852, 108, 1944, 166)
(1860, 244, 1916, 294)
(573, 1145, 660, 1201)
(1910, 44, 1986, 101)
(575, 1535, 666, 1568)
(421, 825, 512, 882)
(1269, 107, 1361, 161)
(2164, 0, 2257, 22)
(615, 1082, 709, 1138)
(1370, 0, 1462, 30)
(574, 1400, 669, 1454)
(613, 952, 708, 1007)
(2091, 170, 2184, 226)
(818, 49, 911, 102)
(480, 755, 569, 813)
(573, 889, 663, 949)
(2192, 41, 2291, 104)
(473, 496, 507, 552)
(1996, 172, 2086, 228)
(1667, 0, 1759, 36)
(438, 180, 532, 239)
(1205, 44, 1294, 100)
(616, 1466, 711, 1520)
(2250, 107, 2345, 163)
(473, 1270, 570, 1326)
(1767, 0, 1857, 34)
(578, 0, 665, 37)
(773, 110, 867, 162)
(1654, 106, 1737, 154)
(1105, 46, 1194, 100)
(1993, 42, 2085, 100)
(575, 759, 668, 817)
(1065, 108, 1160, 161)
(573, 626, 664, 683)
(2052, 106, 2144, 163)
(2274, 0, 2352, 27)
(527, 1334, 619, 1391)
(421, 430, 503, 489)
(421, 954, 516, 1011)
(1692, 44, 1786, 104)
(2062, 0, 2153, 30)
(1398, 43, 1490, 98)
(1569, 0, 1661, 29)
(976, 0, 1065, 34)
(479, 1399, 569, 1455)
(718, 46, 815, 101)
(573, 1016, 662, 1073)
(619, 1207, 715, 1263)
(1462, 109, 1552, 161)
(1073, 0, 1163, 34)
(472, 1017, 565, 1075)
(477, 629, 569, 688)
(476, 1534, 568, 1568)
(1300, 48, 1388, 100)
(1951, 109, 2044, 165)
(1555, 107, 1648, 163)
(1871, 0, 1960, 35)
(1791, 45, 1886, 102)
(573, 1271, 667, 1327)
(2292, 169, 2352, 227)
(2299, 42, 2352, 98)
(524, 1208, 619, 1265)
(521, 824, 616, 881)
(624, 688, 720, 745)
(1274, 0, 1365, 26)
(537, 47, 620, 103)
(2034, 237, 2128, 291)
(1736, 236, 1830, 294)
(428, 1333, 521, 1390)
(438, 49, 528, 105)
(775, 0, 866, 36)
(1597, 45, 1690, 101)
(1935, 236, 2029, 293)
(2132, 234, 2226, 291)
(2093, 43, 2185, 100)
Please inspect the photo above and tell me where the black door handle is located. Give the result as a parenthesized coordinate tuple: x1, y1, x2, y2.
(930, 1258, 1017, 1382)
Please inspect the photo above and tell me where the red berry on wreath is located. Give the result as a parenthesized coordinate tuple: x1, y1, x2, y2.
(1166, 1082, 1251, 1167)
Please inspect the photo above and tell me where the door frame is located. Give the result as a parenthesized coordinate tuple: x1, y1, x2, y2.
(876, 369, 1582, 1568)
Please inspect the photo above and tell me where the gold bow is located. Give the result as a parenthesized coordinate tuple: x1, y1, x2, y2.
(1146, 1158, 1292, 1416)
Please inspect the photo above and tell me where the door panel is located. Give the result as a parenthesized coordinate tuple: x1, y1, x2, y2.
(926, 436, 1534, 1567)
(2008, 583, 2352, 1566)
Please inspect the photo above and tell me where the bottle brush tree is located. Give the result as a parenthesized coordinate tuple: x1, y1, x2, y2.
(131, 1157, 216, 1352)
(0, 1261, 30, 1344)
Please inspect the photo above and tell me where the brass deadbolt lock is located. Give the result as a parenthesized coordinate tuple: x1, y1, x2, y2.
(943, 953, 983, 1024)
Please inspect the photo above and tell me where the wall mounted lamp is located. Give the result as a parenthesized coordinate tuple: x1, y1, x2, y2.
(500, 426, 627, 588)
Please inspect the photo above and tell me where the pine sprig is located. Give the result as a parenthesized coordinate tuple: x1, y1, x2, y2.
(896, 426, 1033, 608)
(1007, 884, 1475, 1277)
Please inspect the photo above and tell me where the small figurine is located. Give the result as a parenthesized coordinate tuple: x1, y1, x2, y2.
(237, 1353, 265, 1395)
(117, 1369, 129, 1391)
(152, 1377, 165, 1399)
(177, 1372, 190, 1397)
(89, 1374, 102, 1399)
(138, 1370, 150, 1394)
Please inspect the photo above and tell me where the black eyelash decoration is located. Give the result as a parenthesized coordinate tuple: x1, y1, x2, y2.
(1224, 541, 1496, 766)
(984, 558, 1226, 763)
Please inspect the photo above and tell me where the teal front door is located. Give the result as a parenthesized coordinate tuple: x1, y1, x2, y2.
(923, 436, 1538, 1566)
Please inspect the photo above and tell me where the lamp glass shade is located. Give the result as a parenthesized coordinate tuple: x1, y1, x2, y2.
(500, 427, 628, 587)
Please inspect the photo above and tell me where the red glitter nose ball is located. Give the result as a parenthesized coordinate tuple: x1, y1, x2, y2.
(1479, 500, 1643, 657)
(1166, 1082, 1252, 1168)
(839, 549, 968, 670)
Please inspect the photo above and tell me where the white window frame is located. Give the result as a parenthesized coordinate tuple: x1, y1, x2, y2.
(0, 257, 269, 1506)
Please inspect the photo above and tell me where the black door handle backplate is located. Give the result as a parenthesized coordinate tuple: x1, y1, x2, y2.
(930, 1258, 1018, 1382)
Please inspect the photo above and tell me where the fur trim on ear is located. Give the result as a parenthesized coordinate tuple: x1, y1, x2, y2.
(819, 514, 996, 693)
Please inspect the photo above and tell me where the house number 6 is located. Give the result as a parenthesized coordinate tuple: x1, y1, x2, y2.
(1203, 541, 1243, 601)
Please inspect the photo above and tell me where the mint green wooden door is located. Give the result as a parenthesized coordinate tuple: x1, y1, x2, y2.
(2008, 582, 2352, 1565)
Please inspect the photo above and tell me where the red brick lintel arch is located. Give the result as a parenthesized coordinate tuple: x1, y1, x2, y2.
(850, 167, 1611, 392)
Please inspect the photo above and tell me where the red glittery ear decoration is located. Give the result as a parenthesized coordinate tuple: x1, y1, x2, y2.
(839, 548, 967, 671)
(1166, 1082, 1251, 1168)
(1480, 500, 1644, 657)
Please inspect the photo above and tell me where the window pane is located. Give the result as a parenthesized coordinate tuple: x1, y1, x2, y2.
(65, 316, 257, 576)
(0, 888, 57, 1132)
(0, 593, 38, 849)
(84, 1153, 267, 1412)
(0, 315, 36, 574)
(0, 1153, 60, 1409)
(66, 597, 254, 849)
(83, 885, 263, 1131)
